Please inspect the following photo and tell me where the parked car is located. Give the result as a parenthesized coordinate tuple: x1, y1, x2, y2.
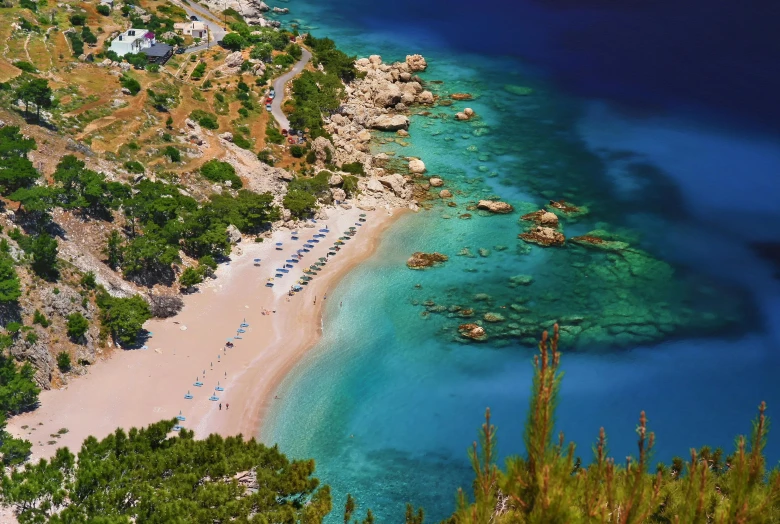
(265, 104, 272, 112)
(266, 97, 273, 104)
(175, 47, 185, 54)
(281, 129, 288, 136)
(190, 15, 198, 21)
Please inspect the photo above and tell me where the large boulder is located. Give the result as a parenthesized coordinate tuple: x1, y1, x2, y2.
(407, 252, 448, 269)
(418, 90, 435, 104)
(439, 189, 453, 199)
(379, 174, 408, 197)
(521, 209, 559, 227)
(366, 178, 384, 193)
(519, 226, 565, 247)
(477, 200, 514, 214)
(224, 52, 244, 68)
(374, 83, 402, 107)
(331, 187, 346, 201)
(406, 54, 428, 71)
(312, 136, 335, 162)
(429, 177, 444, 187)
(408, 158, 426, 174)
(226, 224, 242, 244)
(371, 114, 410, 131)
(451, 93, 474, 101)
(328, 173, 343, 186)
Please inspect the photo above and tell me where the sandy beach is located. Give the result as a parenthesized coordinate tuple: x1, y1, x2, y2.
(8, 206, 402, 460)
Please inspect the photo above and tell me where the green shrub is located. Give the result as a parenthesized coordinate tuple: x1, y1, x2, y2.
(97, 293, 151, 347)
(199, 255, 217, 271)
(25, 332, 37, 344)
(13, 61, 37, 73)
(221, 32, 246, 50)
(289, 145, 306, 158)
(233, 134, 252, 150)
(163, 146, 181, 162)
(120, 75, 141, 95)
(96, 4, 110, 15)
(5, 322, 21, 336)
(283, 188, 317, 218)
(179, 266, 203, 289)
(272, 53, 295, 67)
(190, 61, 206, 79)
(80, 271, 97, 289)
(66, 312, 89, 341)
(257, 149, 274, 165)
(199, 159, 242, 188)
(69, 14, 86, 26)
(189, 109, 219, 130)
(340, 161, 365, 176)
(305, 151, 316, 164)
(32, 310, 50, 328)
(342, 175, 359, 197)
(265, 124, 284, 144)
(124, 160, 145, 174)
(56, 351, 71, 372)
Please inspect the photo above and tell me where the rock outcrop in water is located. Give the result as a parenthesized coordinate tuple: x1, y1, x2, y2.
(477, 200, 513, 214)
(519, 226, 565, 246)
(407, 252, 448, 269)
(458, 323, 487, 341)
(521, 209, 559, 227)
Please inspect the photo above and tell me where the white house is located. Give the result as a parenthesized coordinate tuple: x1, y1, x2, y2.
(174, 21, 207, 40)
(108, 28, 155, 57)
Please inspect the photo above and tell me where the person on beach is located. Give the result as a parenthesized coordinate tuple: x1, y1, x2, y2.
(219, 403, 222, 410)
(314, 296, 316, 305)
(324, 293, 327, 300)
(226, 403, 229, 410)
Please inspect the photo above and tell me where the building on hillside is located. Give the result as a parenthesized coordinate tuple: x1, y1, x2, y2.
(108, 28, 156, 56)
(141, 43, 174, 64)
(109, 29, 173, 63)
(100, 0, 114, 9)
(174, 21, 207, 39)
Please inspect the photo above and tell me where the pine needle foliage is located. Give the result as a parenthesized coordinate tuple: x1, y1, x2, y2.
(449, 325, 780, 523)
(1, 419, 331, 523)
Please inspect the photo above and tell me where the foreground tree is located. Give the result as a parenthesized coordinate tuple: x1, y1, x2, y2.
(450, 326, 780, 523)
(14, 79, 53, 121)
(1, 420, 331, 523)
(0, 126, 39, 195)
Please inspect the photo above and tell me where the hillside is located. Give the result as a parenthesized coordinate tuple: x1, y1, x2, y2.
(0, 0, 431, 395)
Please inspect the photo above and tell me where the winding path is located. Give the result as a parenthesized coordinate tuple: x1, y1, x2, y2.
(270, 47, 311, 130)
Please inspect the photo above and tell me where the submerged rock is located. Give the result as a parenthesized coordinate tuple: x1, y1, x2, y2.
(483, 312, 505, 323)
(458, 323, 487, 340)
(406, 252, 448, 269)
(519, 226, 565, 247)
(504, 85, 534, 96)
(508, 274, 534, 286)
(451, 93, 474, 101)
(570, 231, 631, 251)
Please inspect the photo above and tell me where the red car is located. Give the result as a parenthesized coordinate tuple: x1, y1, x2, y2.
(281, 129, 288, 136)
(266, 97, 273, 104)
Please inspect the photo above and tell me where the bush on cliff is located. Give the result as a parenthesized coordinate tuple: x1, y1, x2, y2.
(283, 188, 317, 219)
(97, 292, 151, 347)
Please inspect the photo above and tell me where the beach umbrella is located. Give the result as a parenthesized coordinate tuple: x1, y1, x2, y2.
(311, 218, 318, 223)
(319, 228, 328, 233)
(318, 257, 327, 262)
(209, 393, 220, 401)
(173, 424, 182, 431)
(185, 390, 193, 399)
(359, 213, 366, 217)
(292, 231, 299, 235)
(328, 251, 336, 256)
(215, 381, 224, 392)
(177, 411, 186, 421)
(194, 376, 203, 386)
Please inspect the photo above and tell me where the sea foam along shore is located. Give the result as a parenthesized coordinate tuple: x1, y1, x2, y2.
(8, 206, 404, 460)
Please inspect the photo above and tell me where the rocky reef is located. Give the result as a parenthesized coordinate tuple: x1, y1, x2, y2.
(519, 226, 565, 247)
(477, 200, 514, 214)
(407, 252, 448, 270)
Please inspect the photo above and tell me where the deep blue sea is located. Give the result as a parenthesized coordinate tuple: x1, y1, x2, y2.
(261, 1, 780, 521)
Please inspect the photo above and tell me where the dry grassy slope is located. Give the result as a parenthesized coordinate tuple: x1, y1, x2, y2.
(0, 0, 306, 388)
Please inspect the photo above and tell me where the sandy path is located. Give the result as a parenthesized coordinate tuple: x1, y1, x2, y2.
(8, 207, 401, 459)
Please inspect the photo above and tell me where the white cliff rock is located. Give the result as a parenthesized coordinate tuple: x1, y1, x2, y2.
(408, 158, 426, 174)
(406, 54, 427, 71)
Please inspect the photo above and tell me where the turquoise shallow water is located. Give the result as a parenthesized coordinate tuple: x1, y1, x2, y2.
(261, 2, 780, 521)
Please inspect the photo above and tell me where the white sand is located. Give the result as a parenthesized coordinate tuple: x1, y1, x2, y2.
(8, 207, 401, 459)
